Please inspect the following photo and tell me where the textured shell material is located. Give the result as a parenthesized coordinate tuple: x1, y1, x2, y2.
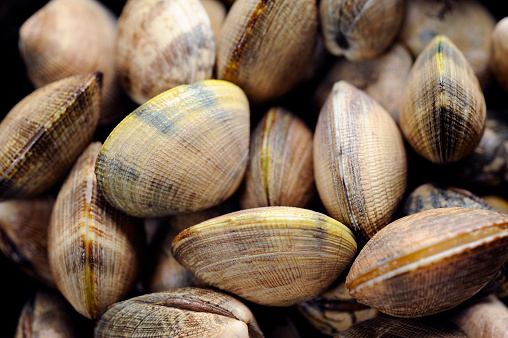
(319, 0, 405, 61)
(491, 17, 508, 93)
(94, 288, 264, 338)
(314, 81, 407, 241)
(400, 35, 486, 164)
(49, 142, 144, 320)
(18, 0, 119, 124)
(399, 0, 495, 86)
(95, 80, 249, 218)
(116, 0, 215, 105)
(346, 207, 508, 317)
(241, 107, 315, 209)
(0, 197, 55, 286)
(172, 206, 357, 306)
(216, 0, 318, 103)
(0, 73, 101, 201)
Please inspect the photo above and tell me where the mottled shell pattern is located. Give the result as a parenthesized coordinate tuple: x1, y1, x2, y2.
(19, 0, 120, 125)
(217, 0, 318, 103)
(240, 107, 315, 209)
(49, 142, 144, 320)
(95, 80, 249, 218)
(94, 288, 264, 338)
(172, 206, 357, 306)
(314, 81, 407, 241)
(491, 17, 508, 93)
(346, 207, 508, 317)
(400, 35, 486, 164)
(0, 73, 101, 201)
(116, 0, 215, 105)
(319, 0, 405, 61)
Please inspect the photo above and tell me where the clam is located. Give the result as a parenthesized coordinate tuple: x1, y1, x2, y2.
(483, 195, 508, 215)
(399, 35, 486, 164)
(95, 80, 249, 218)
(319, 0, 405, 61)
(19, 0, 121, 125)
(0, 73, 101, 201)
(216, 0, 318, 103)
(116, 0, 215, 105)
(201, 0, 227, 44)
(94, 288, 264, 337)
(314, 81, 407, 241)
(172, 206, 357, 306)
(346, 207, 508, 317)
(0, 196, 55, 286)
(240, 107, 315, 209)
(491, 17, 508, 93)
(399, 0, 495, 87)
(49, 142, 144, 320)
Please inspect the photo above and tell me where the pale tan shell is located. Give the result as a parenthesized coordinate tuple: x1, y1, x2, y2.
(201, 0, 226, 44)
(399, 0, 495, 86)
(483, 195, 508, 215)
(319, 0, 405, 61)
(0, 73, 101, 201)
(491, 17, 508, 93)
(313, 43, 413, 121)
(116, 0, 215, 104)
(0, 197, 55, 286)
(48, 142, 144, 319)
(95, 80, 250, 218)
(94, 288, 264, 337)
(314, 81, 407, 241)
(216, 0, 318, 103)
(400, 35, 486, 164)
(172, 206, 357, 306)
(346, 207, 508, 317)
(240, 107, 315, 209)
(19, 0, 121, 125)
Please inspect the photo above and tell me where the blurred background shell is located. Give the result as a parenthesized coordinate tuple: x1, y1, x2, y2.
(490, 17, 508, 93)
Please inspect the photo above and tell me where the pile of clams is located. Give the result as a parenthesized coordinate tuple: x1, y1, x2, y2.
(3, 0, 508, 337)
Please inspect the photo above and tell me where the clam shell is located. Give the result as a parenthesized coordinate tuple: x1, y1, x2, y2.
(95, 80, 250, 218)
(319, 0, 405, 61)
(201, 0, 226, 44)
(346, 207, 508, 317)
(314, 81, 407, 241)
(116, 0, 215, 105)
(240, 107, 315, 209)
(49, 142, 144, 319)
(0, 196, 55, 286)
(94, 288, 264, 337)
(172, 206, 357, 306)
(400, 35, 486, 164)
(491, 18, 508, 93)
(216, 0, 318, 103)
(19, 0, 120, 125)
(0, 73, 101, 201)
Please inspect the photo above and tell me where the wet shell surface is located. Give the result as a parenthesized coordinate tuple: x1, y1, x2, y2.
(49, 142, 144, 320)
(346, 207, 508, 317)
(319, 0, 405, 61)
(95, 80, 249, 218)
(0, 196, 55, 286)
(400, 35, 486, 164)
(94, 288, 264, 338)
(172, 206, 357, 306)
(240, 107, 315, 209)
(491, 17, 508, 93)
(116, 0, 215, 105)
(314, 81, 407, 241)
(0, 73, 101, 201)
(19, 0, 120, 125)
(216, 0, 318, 103)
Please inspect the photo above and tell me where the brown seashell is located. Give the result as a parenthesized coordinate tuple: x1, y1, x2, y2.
(319, 0, 405, 61)
(240, 107, 315, 209)
(216, 0, 318, 103)
(94, 288, 264, 337)
(491, 17, 508, 93)
(0, 73, 101, 201)
(399, 0, 495, 86)
(48, 142, 144, 319)
(314, 81, 407, 241)
(400, 35, 486, 164)
(116, 0, 215, 105)
(346, 207, 508, 317)
(0, 197, 55, 286)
